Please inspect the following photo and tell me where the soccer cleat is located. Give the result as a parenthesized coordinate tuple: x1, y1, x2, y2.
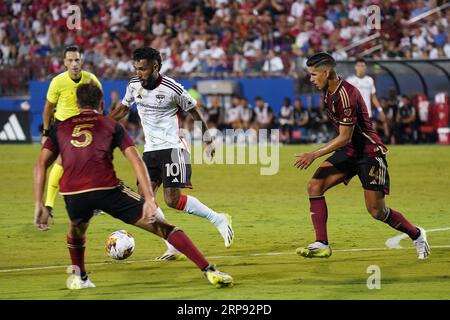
(413, 227, 430, 260)
(296, 241, 332, 258)
(216, 213, 234, 248)
(67, 275, 96, 290)
(93, 209, 106, 216)
(203, 265, 234, 288)
(155, 248, 186, 261)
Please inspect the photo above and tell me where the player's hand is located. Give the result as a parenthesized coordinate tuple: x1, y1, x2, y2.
(40, 135, 48, 145)
(143, 200, 157, 224)
(109, 105, 130, 121)
(205, 140, 215, 160)
(34, 203, 51, 231)
(294, 152, 316, 170)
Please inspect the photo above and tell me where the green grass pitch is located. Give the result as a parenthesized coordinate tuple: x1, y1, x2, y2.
(0, 144, 449, 299)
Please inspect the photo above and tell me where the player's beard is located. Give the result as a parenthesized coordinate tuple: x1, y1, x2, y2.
(141, 75, 159, 90)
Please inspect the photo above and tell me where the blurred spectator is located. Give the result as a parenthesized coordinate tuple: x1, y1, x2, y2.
(180, 52, 200, 74)
(239, 97, 255, 130)
(115, 53, 134, 78)
(374, 97, 392, 144)
(279, 97, 294, 143)
(207, 95, 226, 131)
(253, 96, 273, 130)
(395, 95, 418, 144)
(293, 98, 309, 129)
(262, 49, 284, 75)
(226, 95, 242, 129)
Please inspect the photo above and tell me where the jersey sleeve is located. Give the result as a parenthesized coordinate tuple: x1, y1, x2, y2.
(46, 78, 60, 104)
(173, 89, 197, 112)
(121, 84, 135, 107)
(338, 88, 357, 126)
(90, 74, 103, 91)
(112, 122, 135, 152)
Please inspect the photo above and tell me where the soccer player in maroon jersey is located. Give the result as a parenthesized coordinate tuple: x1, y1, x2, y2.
(294, 52, 430, 260)
(33, 83, 233, 289)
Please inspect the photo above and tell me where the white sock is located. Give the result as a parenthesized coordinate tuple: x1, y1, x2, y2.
(181, 195, 221, 225)
(156, 207, 177, 252)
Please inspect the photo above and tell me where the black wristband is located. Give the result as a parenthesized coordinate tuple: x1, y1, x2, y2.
(42, 129, 50, 137)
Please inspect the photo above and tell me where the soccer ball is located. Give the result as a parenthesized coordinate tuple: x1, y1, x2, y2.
(106, 230, 135, 260)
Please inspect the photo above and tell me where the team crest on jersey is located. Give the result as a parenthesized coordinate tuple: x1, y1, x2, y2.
(344, 108, 351, 116)
(156, 94, 165, 105)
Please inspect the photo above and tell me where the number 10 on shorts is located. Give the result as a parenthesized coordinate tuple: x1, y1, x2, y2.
(165, 163, 179, 177)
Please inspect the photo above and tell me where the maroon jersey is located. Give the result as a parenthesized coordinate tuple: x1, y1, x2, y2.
(43, 110, 135, 194)
(324, 79, 388, 157)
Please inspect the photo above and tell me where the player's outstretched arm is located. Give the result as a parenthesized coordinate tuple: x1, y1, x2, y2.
(33, 148, 56, 230)
(188, 108, 215, 158)
(123, 146, 157, 223)
(295, 124, 354, 170)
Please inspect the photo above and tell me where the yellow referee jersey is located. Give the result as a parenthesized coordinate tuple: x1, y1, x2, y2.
(46, 70, 102, 121)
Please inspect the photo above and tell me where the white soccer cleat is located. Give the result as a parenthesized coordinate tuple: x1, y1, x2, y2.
(296, 241, 332, 258)
(67, 275, 96, 290)
(216, 213, 234, 248)
(203, 265, 234, 288)
(413, 227, 430, 260)
(155, 248, 186, 261)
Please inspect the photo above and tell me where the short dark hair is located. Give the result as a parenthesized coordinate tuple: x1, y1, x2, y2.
(306, 52, 336, 68)
(356, 57, 366, 64)
(133, 47, 162, 71)
(64, 45, 81, 58)
(255, 96, 263, 101)
(76, 83, 103, 110)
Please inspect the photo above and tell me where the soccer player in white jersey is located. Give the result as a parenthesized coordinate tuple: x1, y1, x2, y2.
(346, 58, 388, 137)
(115, 47, 234, 260)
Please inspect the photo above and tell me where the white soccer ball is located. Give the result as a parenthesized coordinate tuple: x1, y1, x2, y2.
(106, 230, 135, 260)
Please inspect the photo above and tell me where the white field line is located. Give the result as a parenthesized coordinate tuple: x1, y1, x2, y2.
(385, 227, 450, 249)
(1, 244, 449, 274)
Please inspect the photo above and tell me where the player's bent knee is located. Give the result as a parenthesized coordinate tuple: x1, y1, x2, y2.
(307, 180, 325, 197)
(367, 207, 386, 220)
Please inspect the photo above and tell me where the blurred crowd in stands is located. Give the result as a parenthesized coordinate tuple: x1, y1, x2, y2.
(1, 0, 449, 145)
(1, 0, 450, 96)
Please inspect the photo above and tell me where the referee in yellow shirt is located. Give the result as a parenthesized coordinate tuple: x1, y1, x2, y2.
(41, 45, 102, 217)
